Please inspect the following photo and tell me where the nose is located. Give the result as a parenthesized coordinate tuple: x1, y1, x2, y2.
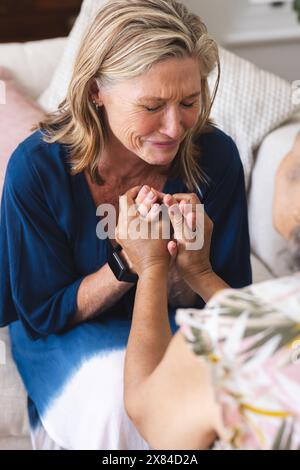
(159, 106, 183, 140)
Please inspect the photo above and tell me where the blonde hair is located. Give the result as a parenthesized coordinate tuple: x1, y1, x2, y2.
(36, 0, 220, 190)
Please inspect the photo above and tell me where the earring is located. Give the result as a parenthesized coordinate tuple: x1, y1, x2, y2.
(93, 100, 100, 110)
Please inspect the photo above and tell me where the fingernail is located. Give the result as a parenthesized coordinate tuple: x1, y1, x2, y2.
(153, 203, 160, 212)
(146, 191, 155, 201)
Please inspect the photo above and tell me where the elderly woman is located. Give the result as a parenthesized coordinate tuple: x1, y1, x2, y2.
(0, 0, 251, 450)
(273, 131, 300, 266)
(118, 132, 300, 450)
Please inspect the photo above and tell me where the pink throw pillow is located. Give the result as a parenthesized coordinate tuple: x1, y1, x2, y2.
(0, 67, 45, 196)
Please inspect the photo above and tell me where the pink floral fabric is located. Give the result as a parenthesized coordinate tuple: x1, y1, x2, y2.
(176, 274, 300, 450)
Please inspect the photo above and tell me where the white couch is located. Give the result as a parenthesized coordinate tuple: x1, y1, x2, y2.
(0, 36, 299, 450)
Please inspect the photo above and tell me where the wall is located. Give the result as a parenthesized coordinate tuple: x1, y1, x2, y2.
(183, 0, 300, 82)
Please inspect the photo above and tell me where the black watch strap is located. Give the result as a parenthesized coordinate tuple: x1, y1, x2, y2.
(108, 242, 138, 283)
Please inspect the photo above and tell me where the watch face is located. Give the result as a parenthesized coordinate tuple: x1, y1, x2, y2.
(108, 247, 138, 283)
(110, 252, 127, 281)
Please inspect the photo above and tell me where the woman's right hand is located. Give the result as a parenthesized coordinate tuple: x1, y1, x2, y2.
(115, 186, 171, 276)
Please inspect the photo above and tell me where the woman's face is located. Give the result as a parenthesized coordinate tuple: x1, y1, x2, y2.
(273, 133, 300, 240)
(96, 57, 202, 167)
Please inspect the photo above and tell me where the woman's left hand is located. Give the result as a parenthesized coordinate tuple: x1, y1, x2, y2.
(151, 190, 214, 283)
(115, 186, 171, 276)
(165, 192, 214, 283)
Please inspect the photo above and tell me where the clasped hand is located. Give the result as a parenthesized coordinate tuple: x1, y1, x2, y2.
(115, 185, 213, 284)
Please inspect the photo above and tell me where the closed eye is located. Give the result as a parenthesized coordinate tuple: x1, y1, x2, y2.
(181, 101, 197, 108)
(145, 105, 163, 112)
(145, 101, 197, 112)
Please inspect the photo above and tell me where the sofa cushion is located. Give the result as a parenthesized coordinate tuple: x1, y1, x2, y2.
(0, 73, 43, 443)
(0, 326, 29, 439)
(0, 436, 32, 450)
(0, 37, 67, 100)
(0, 66, 44, 448)
(37, 0, 299, 187)
(0, 67, 45, 196)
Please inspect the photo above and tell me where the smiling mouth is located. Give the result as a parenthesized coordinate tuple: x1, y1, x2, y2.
(149, 141, 179, 146)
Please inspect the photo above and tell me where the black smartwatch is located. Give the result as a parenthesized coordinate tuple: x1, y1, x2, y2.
(108, 242, 138, 283)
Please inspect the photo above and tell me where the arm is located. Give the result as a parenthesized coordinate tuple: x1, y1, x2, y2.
(117, 188, 219, 449)
(124, 264, 171, 394)
(185, 271, 228, 304)
(0, 143, 133, 337)
(74, 262, 133, 323)
(124, 264, 219, 450)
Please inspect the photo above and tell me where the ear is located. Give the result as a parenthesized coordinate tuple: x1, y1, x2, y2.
(89, 78, 103, 106)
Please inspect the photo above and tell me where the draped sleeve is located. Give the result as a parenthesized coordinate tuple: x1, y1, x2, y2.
(0, 136, 84, 338)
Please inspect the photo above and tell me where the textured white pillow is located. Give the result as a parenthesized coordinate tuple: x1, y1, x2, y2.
(38, 0, 300, 186)
(209, 47, 299, 186)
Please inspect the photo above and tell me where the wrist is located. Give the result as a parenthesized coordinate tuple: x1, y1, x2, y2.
(184, 266, 214, 290)
(138, 262, 169, 280)
(186, 270, 228, 303)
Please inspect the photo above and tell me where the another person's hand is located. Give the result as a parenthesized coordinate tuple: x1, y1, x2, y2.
(134, 186, 199, 305)
(115, 186, 171, 276)
(164, 193, 214, 288)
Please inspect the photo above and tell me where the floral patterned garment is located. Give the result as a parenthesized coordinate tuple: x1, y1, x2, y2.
(176, 274, 300, 450)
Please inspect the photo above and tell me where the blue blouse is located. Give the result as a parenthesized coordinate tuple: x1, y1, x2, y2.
(0, 127, 251, 338)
